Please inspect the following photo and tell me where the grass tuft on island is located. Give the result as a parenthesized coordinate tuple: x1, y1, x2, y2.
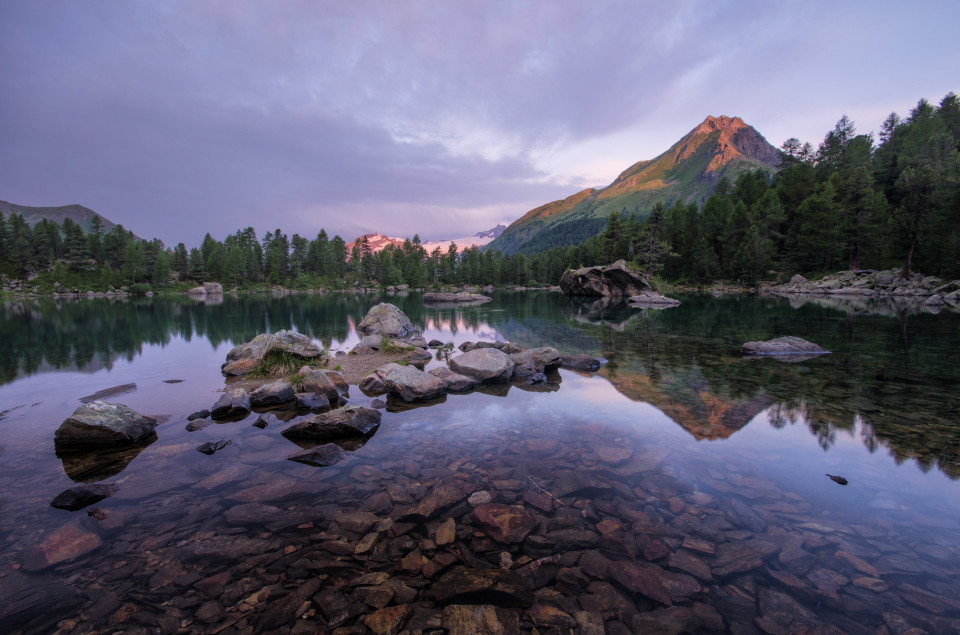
(248, 350, 323, 378)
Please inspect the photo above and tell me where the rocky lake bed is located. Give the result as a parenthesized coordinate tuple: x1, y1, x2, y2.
(1, 290, 959, 634)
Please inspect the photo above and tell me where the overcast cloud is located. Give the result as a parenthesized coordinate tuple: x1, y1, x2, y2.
(1, 1, 957, 246)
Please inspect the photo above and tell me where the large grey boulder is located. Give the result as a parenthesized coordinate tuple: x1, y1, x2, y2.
(211, 388, 252, 419)
(54, 401, 158, 449)
(282, 406, 382, 440)
(382, 363, 447, 401)
(359, 363, 447, 401)
(357, 303, 415, 338)
(249, 380, 295, 407)
(222, 330, 323, 376)
(449, 348, 515, 383)
(742, 336, 830, 356)
(559, 260, 653, 297)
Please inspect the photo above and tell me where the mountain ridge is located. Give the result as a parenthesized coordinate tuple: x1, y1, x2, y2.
(0, 200, 131, 237)
(345, 224, 507, 257)
(488, 115, 781, 255)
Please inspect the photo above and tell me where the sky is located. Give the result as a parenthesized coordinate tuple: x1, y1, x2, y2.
(1, 1, 957, 248)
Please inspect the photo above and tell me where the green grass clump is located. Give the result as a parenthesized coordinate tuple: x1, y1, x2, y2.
(250, 350, 314, 378)
(381, 341, 414, 354)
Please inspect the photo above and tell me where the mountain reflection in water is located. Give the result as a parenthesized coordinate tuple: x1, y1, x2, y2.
(0, 291, 958, 632)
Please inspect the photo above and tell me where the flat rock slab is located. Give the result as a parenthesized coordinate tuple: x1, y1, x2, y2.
(628, 292, 681, 307)
(54, 401, 158, 449)
(287, 443, 348, 467)
(79, 383, 137, 403)
(741, 336, 830, 356)
(424, 292, 493, 305)
(282, 406, 382, 440)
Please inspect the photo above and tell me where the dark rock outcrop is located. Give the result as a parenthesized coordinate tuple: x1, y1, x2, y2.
(211, 388, 252, 419)
(560, 260, 654, 297)
(54, 402, 158, 449)
(282, 406, 382, 440)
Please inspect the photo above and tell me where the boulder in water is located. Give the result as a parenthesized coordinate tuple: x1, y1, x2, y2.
(54, 402, 158, 449)
(357, 303, 415, 338)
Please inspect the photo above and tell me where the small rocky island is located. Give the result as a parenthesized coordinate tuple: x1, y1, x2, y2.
(560, 260, 680, 307)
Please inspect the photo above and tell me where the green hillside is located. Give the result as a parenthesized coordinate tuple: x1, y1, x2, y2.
(489, 115, 781, 255)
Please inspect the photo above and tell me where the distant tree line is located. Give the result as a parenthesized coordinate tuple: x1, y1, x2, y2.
(1, 92, 957, 292)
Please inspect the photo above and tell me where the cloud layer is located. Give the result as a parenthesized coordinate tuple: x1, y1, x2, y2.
(1, 1, 957, 246)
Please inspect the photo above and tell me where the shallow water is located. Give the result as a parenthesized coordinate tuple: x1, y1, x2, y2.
(0, 291, 958, 633)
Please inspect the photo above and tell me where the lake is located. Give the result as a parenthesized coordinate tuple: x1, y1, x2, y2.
(1, 291, 958, 634)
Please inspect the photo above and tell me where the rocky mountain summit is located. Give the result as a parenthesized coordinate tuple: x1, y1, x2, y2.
(489, 115, 780, 255)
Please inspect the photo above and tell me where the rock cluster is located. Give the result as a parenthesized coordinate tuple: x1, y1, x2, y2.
(221, 330, 325, 376)
(774, 269, 960, 307)
(188, 281, 224, 295)
(360, 342, 603, 402)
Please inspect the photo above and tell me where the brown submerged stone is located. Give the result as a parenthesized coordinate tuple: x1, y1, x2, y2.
(471, 503, 538, 544)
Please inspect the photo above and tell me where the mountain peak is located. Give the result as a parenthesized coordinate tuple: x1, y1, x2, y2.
(488, 115, 780, 255)
(695, 115, 746, 134)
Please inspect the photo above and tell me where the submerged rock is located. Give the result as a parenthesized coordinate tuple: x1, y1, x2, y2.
(287, 443, 348, 467)
(741, 336, 830, 356)
(54, 401, 158, 449)
(78, 383, 137, 404)
(50, 484, 120, 511)
(357, 303, 415, 338)
(197, 440, 231, 455)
